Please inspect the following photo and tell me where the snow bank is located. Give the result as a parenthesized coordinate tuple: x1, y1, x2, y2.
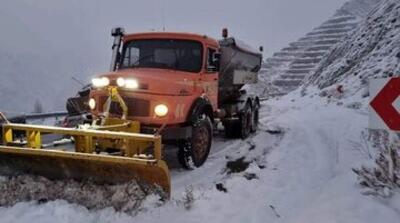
(0, 175, 164, 214)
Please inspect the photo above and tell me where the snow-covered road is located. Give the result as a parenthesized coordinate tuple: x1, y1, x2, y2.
(257, 94, 400, 223)
(0, 93, 399, 223)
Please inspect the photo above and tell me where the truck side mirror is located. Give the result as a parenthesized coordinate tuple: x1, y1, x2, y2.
(208, 52, 221, 72)
(110, 27, 125, 71)
(111, 27, 125, 37)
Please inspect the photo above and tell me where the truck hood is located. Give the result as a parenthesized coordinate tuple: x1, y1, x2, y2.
(100, 68, 196, 96)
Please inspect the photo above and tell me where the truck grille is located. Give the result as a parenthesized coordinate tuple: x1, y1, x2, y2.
(99, 96, 150, 117)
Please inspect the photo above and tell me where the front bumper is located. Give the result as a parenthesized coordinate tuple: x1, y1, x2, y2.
(141, 125, 192, 141)
(90, 88, 196, 125)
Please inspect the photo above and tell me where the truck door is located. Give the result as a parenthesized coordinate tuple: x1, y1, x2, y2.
(199, 47, 219, 110)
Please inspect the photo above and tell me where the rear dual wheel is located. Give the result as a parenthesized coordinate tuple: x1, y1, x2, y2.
(239, 103, 252, 139)
(251, 102, 260, 133)
(225, 102, 259, 139)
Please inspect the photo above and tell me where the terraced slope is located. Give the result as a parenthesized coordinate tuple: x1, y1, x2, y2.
(257, 0, 380, 96)
(303, 0, 400, 96)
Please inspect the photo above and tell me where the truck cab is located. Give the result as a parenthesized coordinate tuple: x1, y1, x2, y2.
(88, 28, 262, 169)
(90, 32, 219, 126)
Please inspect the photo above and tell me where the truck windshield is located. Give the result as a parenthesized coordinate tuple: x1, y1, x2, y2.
(120, 39, 203, 73)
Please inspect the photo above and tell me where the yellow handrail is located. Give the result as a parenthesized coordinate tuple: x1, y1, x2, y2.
(2, 123, 162, 160)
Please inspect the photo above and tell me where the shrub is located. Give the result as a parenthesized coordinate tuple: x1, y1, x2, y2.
(353, 142, 400, 197)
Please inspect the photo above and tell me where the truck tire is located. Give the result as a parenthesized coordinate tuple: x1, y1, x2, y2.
(251, 102, 260, 133)
(178, 115, 213, 169)
(239, 102, 252, 139)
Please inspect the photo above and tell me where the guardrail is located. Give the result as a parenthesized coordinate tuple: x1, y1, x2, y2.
(24, 111, 68, 120)
(1, 111, 68, 124)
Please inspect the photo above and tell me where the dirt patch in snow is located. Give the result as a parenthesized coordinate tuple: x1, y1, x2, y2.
(243, 173, 259, 180)
(215, 183, 228, 193)
(0, 175, 165, 214)
(226, 157, 250, 173)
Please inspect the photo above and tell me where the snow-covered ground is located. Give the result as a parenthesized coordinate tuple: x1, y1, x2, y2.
(1, 88, 399, 223)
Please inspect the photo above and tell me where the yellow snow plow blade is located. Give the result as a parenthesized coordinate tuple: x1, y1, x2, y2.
(0, 122, 170, 196)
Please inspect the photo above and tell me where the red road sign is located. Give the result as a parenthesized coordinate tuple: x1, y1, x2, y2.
(370, 78, 400, 131)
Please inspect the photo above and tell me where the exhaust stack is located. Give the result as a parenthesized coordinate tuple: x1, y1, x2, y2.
(110, 27, 125, 71)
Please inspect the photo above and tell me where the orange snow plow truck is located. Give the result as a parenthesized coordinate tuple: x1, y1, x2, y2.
(0, 28, 262, 196)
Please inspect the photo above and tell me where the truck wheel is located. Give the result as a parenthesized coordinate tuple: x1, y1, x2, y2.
(251, 103, 260, 133)
(239, 103, 252, 139)
(178, 115, 212, 169)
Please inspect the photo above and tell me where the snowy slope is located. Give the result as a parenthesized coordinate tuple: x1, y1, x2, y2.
(254, 0, 380, 97)
(304, 0, 400, 97)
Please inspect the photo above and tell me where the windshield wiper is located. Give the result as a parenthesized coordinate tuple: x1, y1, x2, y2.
(129, 54, 154, 67)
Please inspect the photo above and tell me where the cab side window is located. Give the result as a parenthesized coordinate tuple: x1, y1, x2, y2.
(207, 48, 219, 73)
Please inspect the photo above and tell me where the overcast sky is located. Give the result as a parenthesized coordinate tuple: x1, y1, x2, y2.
(1, 0, 347, 59)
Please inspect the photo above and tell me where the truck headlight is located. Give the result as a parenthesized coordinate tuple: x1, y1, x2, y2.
(154, 104, 168, 117)
(125, 79, 139, 89)
(92, 77, 110, 88)
(116, 78, 138, 89)
(88, 98, 96, 110)
(116, 77, 125, 87)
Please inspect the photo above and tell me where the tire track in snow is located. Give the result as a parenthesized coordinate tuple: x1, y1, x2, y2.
(166, 103, 283, 196)
(256, 103, 366, 222)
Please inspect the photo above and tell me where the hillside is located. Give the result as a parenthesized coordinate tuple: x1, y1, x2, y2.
(0, 1, 108, 114)
(255, 0, 380, 97)
(0, 51, 88, 114)
(303, 0, 400, 98)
